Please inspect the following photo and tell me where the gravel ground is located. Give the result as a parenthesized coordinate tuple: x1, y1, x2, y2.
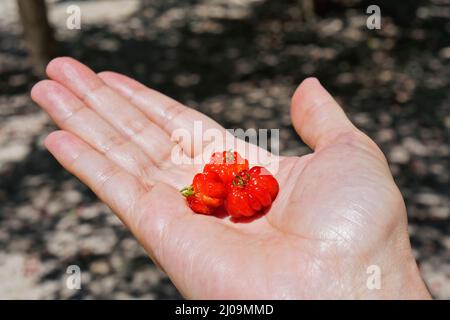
(0, 0, 449, 299)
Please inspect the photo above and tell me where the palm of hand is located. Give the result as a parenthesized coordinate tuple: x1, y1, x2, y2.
(157, 138, 403, 299)
(32, 58, 423, 299)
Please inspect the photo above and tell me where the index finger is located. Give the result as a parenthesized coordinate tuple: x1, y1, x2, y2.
(98, 71, 227, 157)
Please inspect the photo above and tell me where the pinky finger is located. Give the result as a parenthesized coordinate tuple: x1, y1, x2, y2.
(45, 130, 147, 229)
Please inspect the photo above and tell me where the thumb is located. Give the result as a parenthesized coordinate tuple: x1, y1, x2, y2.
(290, 78, 358, 151)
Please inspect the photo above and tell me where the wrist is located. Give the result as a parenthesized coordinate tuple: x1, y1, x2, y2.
(356, 230, 431, 299)
(364, 257, 430, 299)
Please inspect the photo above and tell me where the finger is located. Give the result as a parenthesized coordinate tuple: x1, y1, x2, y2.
(45, 130, 148, 228)
(32, 80, 159, 188)
(45, 57, 178, 166)
(46, 130, 189, 265)
(97, 71, 280, 168)
(97, 71, 225, 157)
(290, 78, 358, 150)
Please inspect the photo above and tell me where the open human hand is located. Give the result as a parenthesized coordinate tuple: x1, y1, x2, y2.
(31, 57, 430, 299)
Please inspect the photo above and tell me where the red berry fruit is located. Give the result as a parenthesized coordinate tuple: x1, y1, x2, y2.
(181, 171, 226, 215)
(225, 166, 279, 218)
(203, 151, 249, 184)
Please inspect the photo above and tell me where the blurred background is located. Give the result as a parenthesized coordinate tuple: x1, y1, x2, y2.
(0, 0, 449, 299)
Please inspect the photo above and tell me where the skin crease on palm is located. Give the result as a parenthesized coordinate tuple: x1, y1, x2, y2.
(31, 57, 431, 299)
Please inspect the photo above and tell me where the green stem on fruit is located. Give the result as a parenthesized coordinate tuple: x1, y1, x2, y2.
(232, 175, 246, 187)
(180, 185, 194, 197)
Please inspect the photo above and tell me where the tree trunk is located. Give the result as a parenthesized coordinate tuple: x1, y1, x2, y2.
(17, 0, 57, 77)
(302, 0, 316, 24)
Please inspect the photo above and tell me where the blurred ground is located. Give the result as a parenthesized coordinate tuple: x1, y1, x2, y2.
(0, 0, 449, 299)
